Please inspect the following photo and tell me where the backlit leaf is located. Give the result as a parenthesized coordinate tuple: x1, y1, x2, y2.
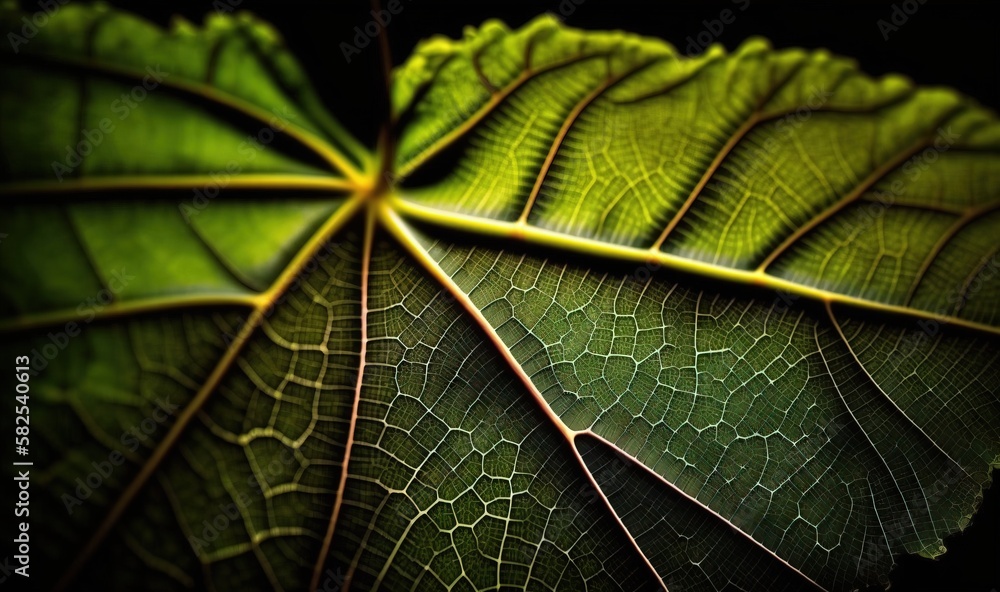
(2, 6, 998, 592)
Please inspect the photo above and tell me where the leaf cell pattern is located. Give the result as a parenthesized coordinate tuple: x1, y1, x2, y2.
(1, 6, 998, 592)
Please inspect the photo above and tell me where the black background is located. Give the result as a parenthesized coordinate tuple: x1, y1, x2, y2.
(26, 0, 1000, 590)
(120, 0, 1000, 147)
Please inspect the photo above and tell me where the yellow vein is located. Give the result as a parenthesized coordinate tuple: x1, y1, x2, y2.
(379, 204, 666, 591)
(53, 195, 365, 592)
(52, 306, 265, 592)
(23, 54, 367, 184)
(0, 293, 259, 333)
(255, 196, 366, 306)
(2, 174, 358, 195)
(391, 197, 1000, 338)
(310, 206, 374, 592)
(1, 192, 364, 333)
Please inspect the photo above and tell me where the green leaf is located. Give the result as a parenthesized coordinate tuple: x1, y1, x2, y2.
(2, 6, 998, 592)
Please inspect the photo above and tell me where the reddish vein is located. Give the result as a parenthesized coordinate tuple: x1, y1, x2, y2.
(379, 204, 667, 590)
(310, 208, 374, 592)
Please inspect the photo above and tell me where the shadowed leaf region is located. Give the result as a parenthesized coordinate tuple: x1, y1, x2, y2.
(1, 5, 998, 592)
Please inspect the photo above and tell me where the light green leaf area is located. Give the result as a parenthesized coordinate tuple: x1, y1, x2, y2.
(1, 6, 998, 592)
